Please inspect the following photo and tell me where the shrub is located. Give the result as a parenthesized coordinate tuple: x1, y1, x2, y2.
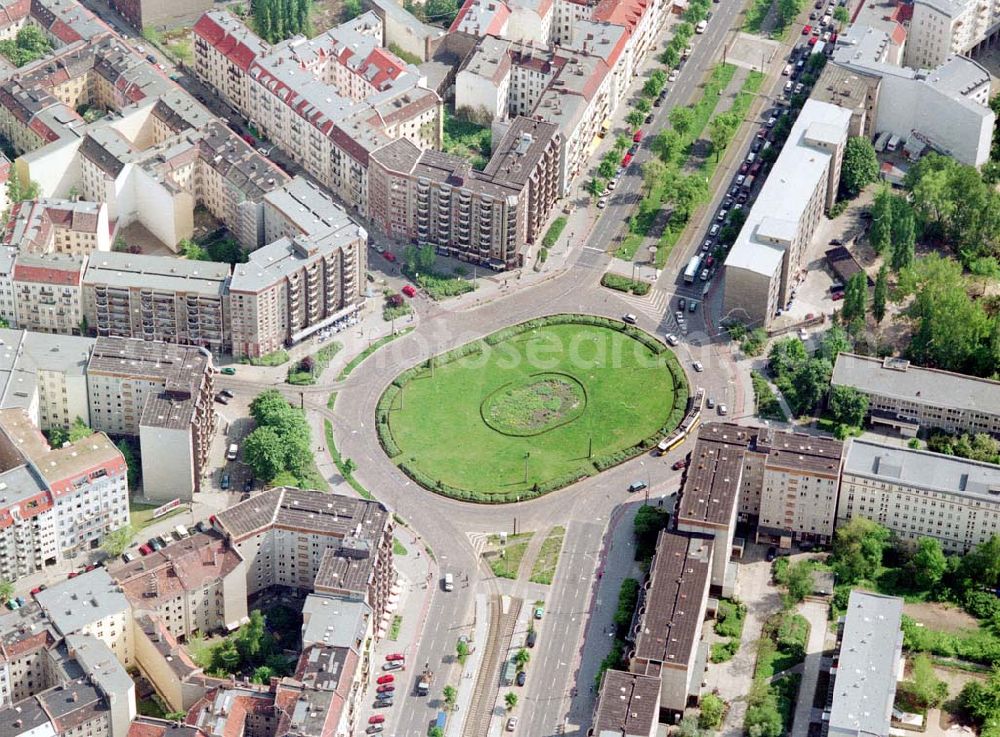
(715, 599, 746, 639)
(776, 613, 810, 661)
(542, 217, 567, 248)
(699, 693, 725, 729)
(710, 639, 739, 663)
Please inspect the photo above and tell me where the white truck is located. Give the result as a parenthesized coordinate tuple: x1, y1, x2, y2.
(684, 255, 702, 284)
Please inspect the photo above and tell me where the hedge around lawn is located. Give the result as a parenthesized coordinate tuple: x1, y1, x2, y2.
(376, 313, 689, 503)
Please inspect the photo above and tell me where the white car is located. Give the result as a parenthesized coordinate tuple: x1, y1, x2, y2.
(798, 328, 809, 340)
(693, 361, 704, 372)
(506, 717, 518, 732)
(597, 198, 608, 208)
(666, 334, 679, 346)
(718, 404, 729, 416)
(622, 313, 638, 325)
(668, 69, 679, 82)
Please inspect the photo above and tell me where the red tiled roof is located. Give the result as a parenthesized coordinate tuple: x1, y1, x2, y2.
(12, 263, 81, 286)
(593, 0, 649, 34)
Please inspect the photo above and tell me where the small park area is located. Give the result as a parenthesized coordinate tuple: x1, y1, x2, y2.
(376, 315, 687, 502)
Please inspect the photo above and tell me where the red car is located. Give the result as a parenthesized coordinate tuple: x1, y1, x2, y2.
(831, 291, 844, 301)
(376, 684, 395, 693)
(632, 129, 643, 143)
(368, 716, 385, 725)
(383, 252, 396, 263)
(757, 128, 767, 139)
(376, 674, 394, 685)
(401, 285, 416, 298)
(672, 459, 687, 471)
(750, 161, 762, 176)
(808, 36, 818, 46)
(242, 134, 254, 146)
(138, 544, 152, 555)
(621, 153, 633, 167)
(68, 572, 78, 579)
(30, 586, 43, 595)
(802, 25, 811, 34)
(739, 162, 749, 174)
(385, 653, 405, 662)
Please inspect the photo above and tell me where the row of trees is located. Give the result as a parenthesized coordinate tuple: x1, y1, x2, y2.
(243, 390, 317, 486)
(251, 0, 310, 43)
(869, 186, 916, 271)
(179, 238, 248, 265)
(926, 430, 1000, 465)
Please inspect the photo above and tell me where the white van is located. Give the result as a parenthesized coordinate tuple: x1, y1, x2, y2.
(443, 573, 454, 592)
(226, 443, 239, 461)
(886, 134, 901, 152)
(695, 19, 707, 33)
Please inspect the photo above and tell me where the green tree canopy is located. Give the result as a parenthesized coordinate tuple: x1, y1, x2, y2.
(828, 385, 868, 429)
(831, 517, 890, 584)
(101, 524, 134, 557)
(910, 537, 947, 591)
(840, 137, 879, 198)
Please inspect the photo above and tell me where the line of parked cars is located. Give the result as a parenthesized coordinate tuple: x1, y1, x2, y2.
(133, 520, 213, 559)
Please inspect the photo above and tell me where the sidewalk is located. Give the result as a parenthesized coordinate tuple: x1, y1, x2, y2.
(449, 594, 490, 737)
(790, 600, 831, 737)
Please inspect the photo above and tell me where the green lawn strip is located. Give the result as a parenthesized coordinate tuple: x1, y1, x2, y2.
(388, 43, 421, 66)
(241, 349, 289, 367)
(338, 328, 413, 380)
(413, 270, 475, 300)
(130, 501, 185, 532)
(382, 315, 688, 502)
(619, 64, 736, 262)
(601, 273, 651, 295)
(752, 371, 788, 421)
(324, 419, 373, 500)
(744, 611, 807, 735)
(388, 615, 403, 640)
(393, 537, 408, 556)
(542, 216, 568, 248)
(327, 392, 336, 410)
(484, 533, 533, 579)
(528, 526, 566, 585)
(287, 342, 342, 385)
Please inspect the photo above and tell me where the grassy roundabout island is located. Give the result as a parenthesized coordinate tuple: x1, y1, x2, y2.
(376, 314, 689, 503)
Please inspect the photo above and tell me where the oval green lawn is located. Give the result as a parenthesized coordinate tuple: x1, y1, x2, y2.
(386, 321, 681, 499)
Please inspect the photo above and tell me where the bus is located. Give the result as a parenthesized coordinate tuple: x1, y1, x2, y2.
(684, 255, 702, 284)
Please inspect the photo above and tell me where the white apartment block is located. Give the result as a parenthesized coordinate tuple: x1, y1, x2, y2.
(0, 408, 127, 580)
(831, 353, 1000, 437)
(0, 247, 16, 326)
(906, 0, 1000, 69)
(723, 100, 852, 329)
(12, 253, 85, 336)
(839, 438, 1000, 554)
(0, 329, 94, 432)
(35, 568, 134, 666)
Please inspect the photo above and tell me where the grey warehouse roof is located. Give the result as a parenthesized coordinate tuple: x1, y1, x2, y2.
(35, 568, 129, 636)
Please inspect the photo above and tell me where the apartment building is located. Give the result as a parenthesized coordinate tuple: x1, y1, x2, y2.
(0, 601, 61, 707)
(588, 670, 661, 737)
(368, 116, 561, 268)
(130, 615, 204, 713)
(906, 0, 1000, 69)
(723, 100, 852, 329)
(675, 423, 751, 596)
(0, 328, 93, 431)
(753, 429, 844, 546)
(12, 253, 86, 335)
(0, 246, 16, 326)
(628, 530, 712, 716)
(4, 200, 111, 257)
(838, 438, 1000, 554)
(213, 487, 395, 621)
(35, 568, 134, 665)
(830, 24, 994, 167)
(455, 36, 613, 190)
(229, 179, 368, 358)
(831, 353, 1000, 436)
(192, 11, 441, 219)
(0, 407, 127, 578)
(82, 253, 231, 354)
(0, 629, 134, 737)
(86, 337, 216, 501)
(825, 591, 903, 737)
(109, 530, 248, 640)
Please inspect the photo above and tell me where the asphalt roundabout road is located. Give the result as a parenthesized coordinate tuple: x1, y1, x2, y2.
(374, 314, 689, 503)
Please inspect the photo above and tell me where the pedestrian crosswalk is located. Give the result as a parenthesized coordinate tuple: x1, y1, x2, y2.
(616, 287, 668, 321)
(468, 532, 490, 559)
